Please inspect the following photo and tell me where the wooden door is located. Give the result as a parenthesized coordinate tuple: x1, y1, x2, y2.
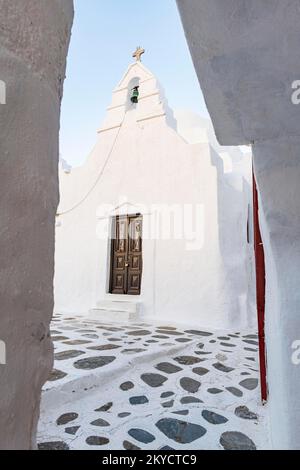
(109, 214, 143, 295)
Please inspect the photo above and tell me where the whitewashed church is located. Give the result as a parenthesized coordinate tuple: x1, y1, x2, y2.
(54, 49, 254, 329)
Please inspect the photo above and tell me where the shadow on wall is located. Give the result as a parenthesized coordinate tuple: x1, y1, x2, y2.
(210, 146, 256, 327)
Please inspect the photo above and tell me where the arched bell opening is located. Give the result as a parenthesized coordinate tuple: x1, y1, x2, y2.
(125, 77, 140, 111)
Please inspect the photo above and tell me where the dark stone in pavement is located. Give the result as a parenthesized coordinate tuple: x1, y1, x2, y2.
(54, 350, 85, 360)
(185, 330, 213, 336)
(207, 388, 223, 394)
(220, 431, 256, 450)
(90, 418, 110, 427)
(155, 362, 182, 374)
(52, 336, 69, 341)
(174, 356, 201, 365)
(74, 356, 116, 370)
(63, 340, 91, 345)
(161, 391, 174, 398)
(120, 381, 134, 391)
(192, 367, 209, 376)
(38, 441, 69, 450)
(48, 369, 67, 381)
(243, 339, 259, 345)
(202, 410, 228, 425)
(226, 387, 243, 397)
(119, 412, 131, 418)
(65, 426, 80, 435)
(86, 436, 109, 446)
(123, 440, 141, 450)
(180, 377, 201, 393)
(122, 348, 147, 354)
(213, 362, 235, 373)
(141, 373, 168, 387)
(128, 428, 156, 444)
(127, 330, 152, 336)
(155, 330, 183, 336)
(156, 418, 207, 443)
(130, 395, 149, 405)
(235, 406, 258, 420)
(88, 344, 121, 351)
(239, 378, 258, 390)
(181, 396, 203, 404)
(95, 402, 113, 412)
(56, 413, 78, 426)
(157, 326, 177, 330)
(162, 400, 174, 408)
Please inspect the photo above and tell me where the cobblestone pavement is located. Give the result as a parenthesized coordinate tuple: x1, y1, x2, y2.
(37, 313, 270, 450)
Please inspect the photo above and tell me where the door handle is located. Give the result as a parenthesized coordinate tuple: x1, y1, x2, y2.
(125, 262, 129, 267)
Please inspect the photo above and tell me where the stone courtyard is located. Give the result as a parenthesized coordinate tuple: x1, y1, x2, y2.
(37, 314, 270, 450)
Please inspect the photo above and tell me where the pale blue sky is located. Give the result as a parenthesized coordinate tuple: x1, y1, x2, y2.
(60, 0, 208, 166)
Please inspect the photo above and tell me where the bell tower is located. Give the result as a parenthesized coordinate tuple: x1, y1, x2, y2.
(97, 49, 176, 134)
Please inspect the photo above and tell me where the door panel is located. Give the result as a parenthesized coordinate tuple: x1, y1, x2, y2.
(110, 216, 128, 294)
(127, 215, 143, 295)
(110, 214, 143, 295)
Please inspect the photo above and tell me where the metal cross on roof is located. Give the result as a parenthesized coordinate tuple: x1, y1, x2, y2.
(133, 46, 145, 62)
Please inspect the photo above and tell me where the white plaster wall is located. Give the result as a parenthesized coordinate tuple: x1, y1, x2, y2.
(55, 63, 252, 330)
(177, 0, 300, 145)
(253, 138, 300, 449)
(175, 111, 256, 328)
(176, 0, 300, 449)
(0, 0, 73, 449)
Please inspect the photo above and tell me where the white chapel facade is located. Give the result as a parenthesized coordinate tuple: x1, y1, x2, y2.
(54, 50, 254, 330)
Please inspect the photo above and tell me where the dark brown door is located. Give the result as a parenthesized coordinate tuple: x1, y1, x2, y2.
(109, 214, 143, 295)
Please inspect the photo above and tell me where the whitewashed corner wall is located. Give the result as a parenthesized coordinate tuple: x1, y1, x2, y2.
(0, 0, 73, 449)
(253, 138, 300, 449)
(176, 0, 300, 449)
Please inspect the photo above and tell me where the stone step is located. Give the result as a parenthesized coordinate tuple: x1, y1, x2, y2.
(88, 300, 140, 322)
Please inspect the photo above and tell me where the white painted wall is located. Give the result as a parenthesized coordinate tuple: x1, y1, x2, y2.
(176, 0, 300, 449)
(253, 138, 300, 449)
(55, 61, 253, 330)
(0, 0, 73, 449)
(175, 111, 256, 328)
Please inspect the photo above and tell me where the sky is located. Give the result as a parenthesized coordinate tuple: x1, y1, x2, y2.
(60, 0, 209, 167)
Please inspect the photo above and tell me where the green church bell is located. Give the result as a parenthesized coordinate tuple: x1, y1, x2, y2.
(131, 86, 139, 104)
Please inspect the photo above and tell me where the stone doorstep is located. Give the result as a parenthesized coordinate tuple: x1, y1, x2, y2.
(88, 301, 140, 322)
(96, 300, 140, 313)
(88, 309, 138, 322)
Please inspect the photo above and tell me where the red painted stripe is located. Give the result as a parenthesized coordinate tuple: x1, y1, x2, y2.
(253, 172, 268, 403)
